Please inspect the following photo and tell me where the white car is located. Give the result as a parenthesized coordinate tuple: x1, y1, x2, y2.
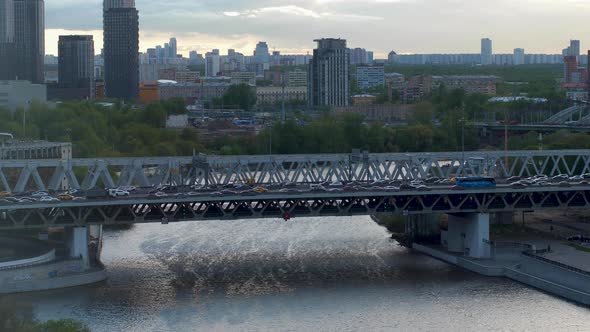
(40, 196, 59, 203)
(31, 191, 49, 197)
(108, 189, 130, 198)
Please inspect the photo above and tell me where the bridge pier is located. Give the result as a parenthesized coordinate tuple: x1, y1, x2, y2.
(65, 226, 90, 268)
(446, 213, 491, 259)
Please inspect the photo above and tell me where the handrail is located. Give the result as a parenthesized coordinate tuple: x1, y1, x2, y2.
(522, 251, 590, 277)
(0, 249, 56, 271)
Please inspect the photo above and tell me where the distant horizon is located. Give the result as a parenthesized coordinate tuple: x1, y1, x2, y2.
(45, 1, 590, 57)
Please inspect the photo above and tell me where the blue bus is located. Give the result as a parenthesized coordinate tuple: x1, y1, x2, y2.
(451, 176, 496, 188)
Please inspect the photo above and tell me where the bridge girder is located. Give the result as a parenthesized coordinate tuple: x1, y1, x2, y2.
(1, 189, 589, 230)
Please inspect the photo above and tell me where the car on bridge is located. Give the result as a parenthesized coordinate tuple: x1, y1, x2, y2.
(450, 177, 496, 189)
(108, 189, 130, 198)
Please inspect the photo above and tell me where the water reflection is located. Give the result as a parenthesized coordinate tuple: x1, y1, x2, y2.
(5, 217, 589, 331)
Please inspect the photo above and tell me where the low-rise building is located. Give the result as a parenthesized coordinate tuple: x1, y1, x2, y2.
(139, 82, 159, 104)
(356, 65, 385, 90)
(230, 72, 256, 85)
(0, 139, 72, 160)
(432, 75, 501, 95)
(256, 86, 307, 105)
(351, 94, 377, 105)
(175, 70, 200, 83)
(288, 69, 308, 87)
(264, 69, 285, 85)
(402, 75, 433, 104)
(0, 80, 47, 111)
(159, 82, 232, 104)
(334, 104, 414, 123)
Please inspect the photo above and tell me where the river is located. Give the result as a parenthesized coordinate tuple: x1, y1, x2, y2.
(5, 216, 590, 331)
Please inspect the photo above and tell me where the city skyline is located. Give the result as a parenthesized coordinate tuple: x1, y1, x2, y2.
(44, 0, 590, 57)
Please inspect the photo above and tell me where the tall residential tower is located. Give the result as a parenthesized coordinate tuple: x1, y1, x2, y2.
(308, 38, 350, 108)
(481, 38, 493, 66)
(103, 0, 139, 99)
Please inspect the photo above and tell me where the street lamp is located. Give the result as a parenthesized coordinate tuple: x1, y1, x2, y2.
(459, 117, 466, 173)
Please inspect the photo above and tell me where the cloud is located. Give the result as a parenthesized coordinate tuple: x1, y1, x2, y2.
(222, 5, 382, 21)
(42, 0, 590, 58)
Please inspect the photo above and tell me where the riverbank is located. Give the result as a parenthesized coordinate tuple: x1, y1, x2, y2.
(0, 235, 107, 294)
(413, 243, 590, 306)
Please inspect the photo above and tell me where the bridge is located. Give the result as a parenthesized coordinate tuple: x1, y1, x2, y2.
(543, 105, 590, 125)
(3, 149, 590, 263)
(2, 150, 590, 193)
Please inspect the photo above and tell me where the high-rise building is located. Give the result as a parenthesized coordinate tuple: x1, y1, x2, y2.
(513, 48, 525, 65)
(103, 0, 134, 11)
(168, 37, 177, 58)
(103, 0, 139, 99)
(0, 0, 16, 80)
(351, 48, 368, 65)
(254, 41, 270, 75)
(10, 0, 44, 83)
(481, 38, 493, 66)
(570, 39, 580, 60)
(564, 56, 578, 84)
(205, 51, 220, 77)
(308, 38, 350, 108)
(387, 51, 398, 64)
(0, 0, 14, 43)
(58, 35, 95, 99)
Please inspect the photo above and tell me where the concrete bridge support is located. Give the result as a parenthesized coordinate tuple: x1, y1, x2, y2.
(447, 213, 491, 259)
(65, 226, 90, 268)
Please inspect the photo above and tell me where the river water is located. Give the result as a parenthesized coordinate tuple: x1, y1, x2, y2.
(5, 216, 590, 331)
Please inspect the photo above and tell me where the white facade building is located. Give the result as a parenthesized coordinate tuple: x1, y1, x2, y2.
(0, 80, 46, 111)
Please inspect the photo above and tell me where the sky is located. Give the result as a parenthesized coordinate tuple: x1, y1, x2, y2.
(45, 0, 590, 58)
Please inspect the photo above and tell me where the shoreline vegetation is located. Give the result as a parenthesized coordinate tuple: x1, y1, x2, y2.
(0, 299, 90, 332)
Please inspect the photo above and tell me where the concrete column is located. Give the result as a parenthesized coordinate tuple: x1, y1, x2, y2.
(447, 213, 491, 259)
(67, 227, 89, 268)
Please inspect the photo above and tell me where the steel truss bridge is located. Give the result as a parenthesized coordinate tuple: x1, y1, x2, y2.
(2, 186, 590, 230)
(2, 150, 590, 193)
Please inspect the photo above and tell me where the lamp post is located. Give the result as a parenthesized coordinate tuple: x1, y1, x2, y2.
(459, 116, 465, 174)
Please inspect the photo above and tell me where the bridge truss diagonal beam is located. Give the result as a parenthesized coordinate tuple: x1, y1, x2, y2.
(1, 150, 590, 193)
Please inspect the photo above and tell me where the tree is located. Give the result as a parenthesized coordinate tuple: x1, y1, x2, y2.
(412, 102, 435, 125)
(217, 84, 257, 111)
(35, 319, 91, 332)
